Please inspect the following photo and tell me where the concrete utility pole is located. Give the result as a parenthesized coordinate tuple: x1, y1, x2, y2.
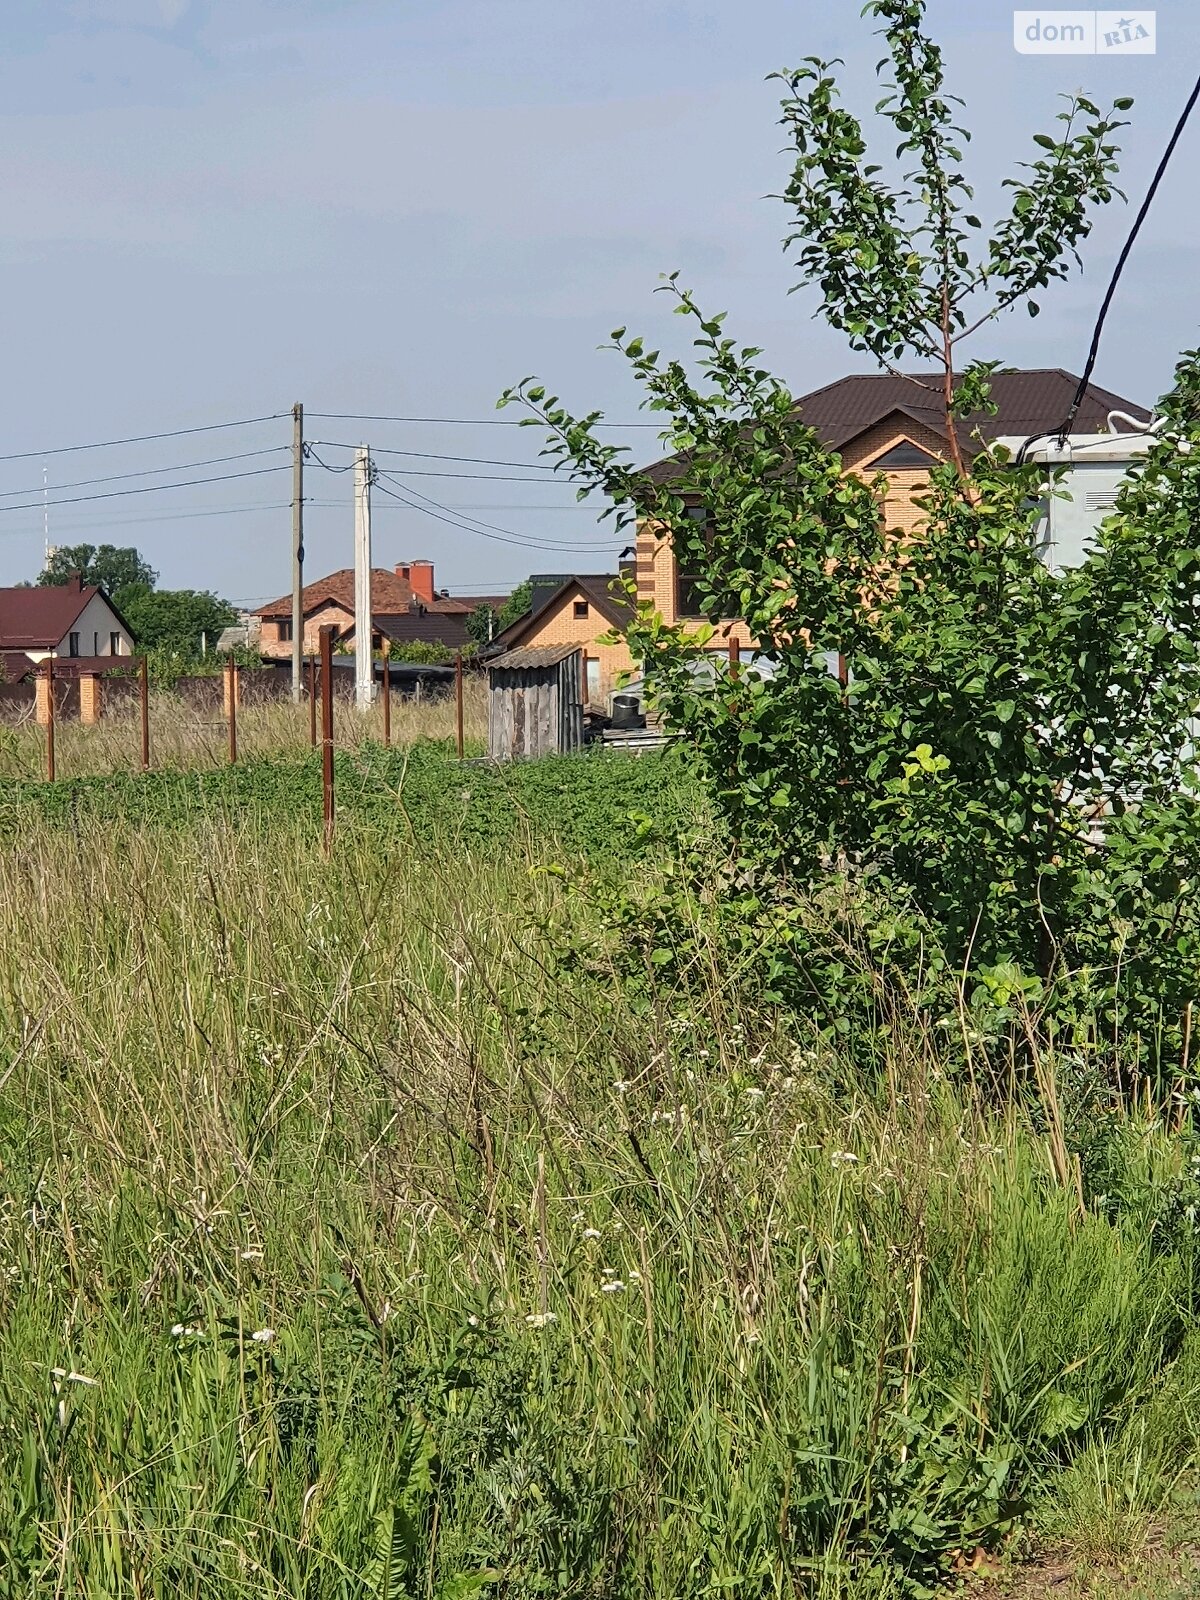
(291, 402, 305, 703)
(353, 444, 374, 711)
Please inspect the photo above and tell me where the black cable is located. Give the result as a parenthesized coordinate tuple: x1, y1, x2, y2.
(308, 411, 661, 429)
(1017, 69, 1200, 464)
(302, 444, 355, 474)
(373, 481, 623, 553)
(0, 464, 291, 514)
(0, 412, 288, 465)
(376, 469, 621, 549)
(308, 438, 559, 471)
(0, 446, 288, 501)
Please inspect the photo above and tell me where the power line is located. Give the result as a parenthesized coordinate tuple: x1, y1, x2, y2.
(376, 469, 624, 549)
(1016, 68, 1200, 463)
(308, 411, 661, 430)
(0, 464, 291, 515)
(373, 480, 623, 553)
(0, 412, 288, 465)
(0, 446, 288, 501)
(308, 438, 559, 471)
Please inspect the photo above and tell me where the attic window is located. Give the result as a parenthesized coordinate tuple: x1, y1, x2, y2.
(866, 440, 939, 469)
(676, 505, 713, 619)
(573, 599, 589, 619)
(68, 632, 80, 657)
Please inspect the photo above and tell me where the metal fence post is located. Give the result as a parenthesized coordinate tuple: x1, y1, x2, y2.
(44, 659, 55, 783)
(139, 654, 150, 771)
(319, 624, 335, 850)
(382, 639, 391, 747)
(455, 652, 465, 760)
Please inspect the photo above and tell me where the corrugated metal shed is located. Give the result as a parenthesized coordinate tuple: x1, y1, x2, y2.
(488, 645, 584, 759)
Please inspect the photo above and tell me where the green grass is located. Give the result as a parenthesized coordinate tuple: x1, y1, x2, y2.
(0, 784, 1197, 1597)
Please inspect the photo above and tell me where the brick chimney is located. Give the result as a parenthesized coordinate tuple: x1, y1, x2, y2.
(395, 560, 435, 605)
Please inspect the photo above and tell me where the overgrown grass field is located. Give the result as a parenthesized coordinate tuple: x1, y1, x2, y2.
(1, 751, 1198, 1597)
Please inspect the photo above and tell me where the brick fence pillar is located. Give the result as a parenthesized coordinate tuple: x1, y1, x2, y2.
(79, 673, 102, 725)
(35, 669, 51, 727)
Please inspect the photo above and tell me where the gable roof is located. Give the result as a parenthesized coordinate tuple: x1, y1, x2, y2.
(0, 577, 130, 651)
(642, 368, 1151, 485)
(489, 574, 634, 652)
(374, 611, 471, 649)
(258, 567, 489, 620)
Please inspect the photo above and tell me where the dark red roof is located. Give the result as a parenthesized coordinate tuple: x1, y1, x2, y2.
(0, 577, 97, 650)
(642, 368, 1150, 484)
(258, 568, 489, 620)
(0, 650, 36, 682)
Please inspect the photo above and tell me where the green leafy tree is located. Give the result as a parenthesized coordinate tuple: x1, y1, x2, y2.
(115, 584, 237, 660)
(504, 0, 1200, 1068)
(39, 544, 157, 593)
(496, 580, 533, 633)
(466, 604, 499, 646)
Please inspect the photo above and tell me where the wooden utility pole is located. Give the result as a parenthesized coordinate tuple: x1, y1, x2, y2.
(308, 654, 317, 746)
(139, 654, 150, 770)
(291, 402, 304, 704)
(319, 624, 335, 849)
(353, 445, 374, 713)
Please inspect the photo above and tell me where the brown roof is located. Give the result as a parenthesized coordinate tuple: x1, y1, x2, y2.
(42, 655, 138, 677)
(642, 368, 1150, 485)
(489, 643, 582, 670)
(259, 567, 489, 620)
(0, 576, 101, 650)
(374, 611, 471, 649)
(258, 567, 418, 619)
(0, 650, 36, 682)
(490, 574, 633, 652)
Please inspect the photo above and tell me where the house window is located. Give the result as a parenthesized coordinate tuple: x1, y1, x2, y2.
(92, 632, 99, 655)
(68, 632, 80, 657)
(371, 632, 383, 651)
(585, 656, 601, 703)
(278, 619, 293, 642)
(865, 440, 939, 469)
(109, 632, 121, 655)
(676, 505, 713, 619)
(573, 599, 590, 619)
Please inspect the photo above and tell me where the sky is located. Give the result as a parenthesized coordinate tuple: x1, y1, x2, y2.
(1, 0, 1197, 606)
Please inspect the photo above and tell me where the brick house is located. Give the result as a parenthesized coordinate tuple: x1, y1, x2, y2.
(0, 575, 136, 662)
(635, 368, 1149, 647)
(487, 575, 635, 707)
(256, 560, 499, 658)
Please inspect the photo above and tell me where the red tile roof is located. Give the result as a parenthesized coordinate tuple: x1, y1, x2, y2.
(258, 568, 489, 620)
(0, 577, 97, 650)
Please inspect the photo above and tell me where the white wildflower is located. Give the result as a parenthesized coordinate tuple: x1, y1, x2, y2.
(600, 1280, 625, 1294)
(239, 1248, 264, 1262)
(525, 1311, 558, 1328)
(628, 1269, 642, 1285)
(743, 1087, 765, 1102)
(581, 1227, 601, 1241)
(831, 1150, 859, 1168)
(250, 1328, 276, 1345)
(612, 1080, 632, 1095)
(467, 1314, 480, 1327)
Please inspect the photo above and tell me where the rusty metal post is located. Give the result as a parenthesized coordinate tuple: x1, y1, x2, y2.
(139, 654, 150, 770)
(227, 659, 238, 765)
(308, 654, 317, 747)
(319, 624, 335, 849)
(44, 659, 55, 783)
(728, 636, 740, 675)
(455, 651, 465, 759)
(381, 639, 391, 747)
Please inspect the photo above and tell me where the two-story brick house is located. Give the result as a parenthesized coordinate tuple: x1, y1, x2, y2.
(635, 368, 1149, 650)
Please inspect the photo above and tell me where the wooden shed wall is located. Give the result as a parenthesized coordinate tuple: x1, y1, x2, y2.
(488, 652, 583, 760)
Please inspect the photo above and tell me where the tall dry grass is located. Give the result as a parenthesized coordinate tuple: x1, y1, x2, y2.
(0, 677, 488, 780)
(0, 810, 1197, 1597)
